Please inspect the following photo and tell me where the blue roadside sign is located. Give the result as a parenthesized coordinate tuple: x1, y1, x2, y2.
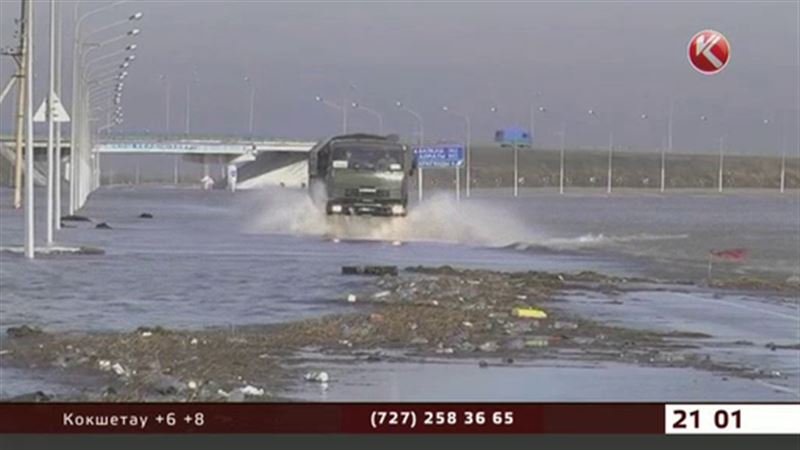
(495, 127, 532, 146)
(414, 145, 465, 168)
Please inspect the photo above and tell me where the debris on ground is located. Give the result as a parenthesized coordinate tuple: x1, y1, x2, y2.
(7, 325, 44, 338)
(304, 371, 329, 383)
(342, 265, 399, 276)
(139, 212, 154, 219)
(95, 222, 113, 230)
(512, 307, 548, 319)
(61, 215, 92, 222)
(0, 265, 765, 402)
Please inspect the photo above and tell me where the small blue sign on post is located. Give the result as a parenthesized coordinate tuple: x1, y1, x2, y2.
(495, 127, 532, 146)
(414, 145, 465, 168)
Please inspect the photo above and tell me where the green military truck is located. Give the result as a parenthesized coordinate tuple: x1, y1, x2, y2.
(308, 134, 415, 216)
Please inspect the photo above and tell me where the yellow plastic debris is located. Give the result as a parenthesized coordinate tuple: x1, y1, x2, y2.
(512, 307, 548, 319)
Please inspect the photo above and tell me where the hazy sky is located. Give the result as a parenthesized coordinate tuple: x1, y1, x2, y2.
(1, 0, 799, 154)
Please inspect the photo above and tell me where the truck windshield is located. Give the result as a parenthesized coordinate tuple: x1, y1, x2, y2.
(331, 145, 403, 171)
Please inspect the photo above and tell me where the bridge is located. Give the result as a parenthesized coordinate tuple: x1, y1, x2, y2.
(0, 135, 317, 191)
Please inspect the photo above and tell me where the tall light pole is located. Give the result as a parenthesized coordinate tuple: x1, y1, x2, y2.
(351, 102, 384, 134)
(442, 105, 470, 202)
(45, 0, 58, 245)
(555, 123, 566, 195)
(396, 101, 424, 202)
(588, 109, 614, 194)
(54, 0, 63, 230)
(763, 117, 785, 194)
(717, 135, 725, 193)
(489, 105, 520, 196)
(244, 76, 255, 138)
(69, 1, 139, 213)
(531, 105, 549, 193)
(665, 101, 673, 193)
(160, 74, 178, 183)
(315, 95, 346, 134)
(23, 0, 34, 258)
(185, 77, 197, 135)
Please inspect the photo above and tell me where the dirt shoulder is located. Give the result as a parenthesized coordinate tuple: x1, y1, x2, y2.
(0, 266, 783, 402)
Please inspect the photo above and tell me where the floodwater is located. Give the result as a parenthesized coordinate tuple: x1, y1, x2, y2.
(0, 185, 798, 400)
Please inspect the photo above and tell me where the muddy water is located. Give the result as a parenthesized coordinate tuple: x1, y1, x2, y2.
(1, 186, 798, 401)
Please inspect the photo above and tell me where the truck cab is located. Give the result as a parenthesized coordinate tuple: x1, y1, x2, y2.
(308, 134, 414, 216)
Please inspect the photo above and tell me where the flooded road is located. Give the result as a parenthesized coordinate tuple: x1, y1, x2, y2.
(1, 186, 798, 401)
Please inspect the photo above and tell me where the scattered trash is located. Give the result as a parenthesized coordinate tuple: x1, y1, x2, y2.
(187, 380, 198, 390)
(409, 323, 418, 331)
(391, 241, 402, 247)
(95, 222, 113, 230)
(140, 331, 153, 337)
(478, 360, 489, 368)
(479, 342, 499, 352)
(373, 290, 391, 299)
(516, 295, 528, 300)
(342, 265, 398, 276)
(431, 300, 439, 306)
(7, 325, 43, 338)
(553, 321, 578, 330)
(139, 212, 154, 219)
(98, 360, 112, 371)
(347, 294, 357, 303)
(111, 362, 129, 377)
(571, 337, 595, 345)
(190, 338, 199, 345)
(239, 385, 265, 397)
(410, 337, 429, 345)
(304, 371, 330, 383)
(332, 238, 341, 243)
(338, 339, 353, 347)
(435, 346, 454, 354)
(369, 313, 384, 323)
(512, 307, 548, 319)
(0, 350, 10, 356)
(524, 336, 550, 348)
(61, 215, 91, 222)
(462, 321, 474, 328)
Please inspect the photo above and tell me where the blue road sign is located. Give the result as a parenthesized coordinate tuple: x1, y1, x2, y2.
(414, 145, 465, 168)
(495, 127, 532, 146)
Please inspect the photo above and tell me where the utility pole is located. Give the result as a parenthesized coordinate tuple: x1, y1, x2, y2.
(12, 0, 28, 210)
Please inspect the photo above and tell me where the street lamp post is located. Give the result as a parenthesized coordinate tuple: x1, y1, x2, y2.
(442, 106, 470, 202)
(555, 123, 566, 194)
(489, 106, 520, 196)
(396, 101, 424, 202)
(70, 1, 140, 214)
(588, 109, 614, 194)
(351, 102, 384, 134)
(244, 76, 255, 138)
(45, 0, 58, 244)
(23, 0, 34, 258)
(763, 118, 786, 194)
(717, 135, 725, 193)
(315, 95, 347, 134)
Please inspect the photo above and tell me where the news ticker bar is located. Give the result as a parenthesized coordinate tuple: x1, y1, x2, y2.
(0, 404, 797, 434)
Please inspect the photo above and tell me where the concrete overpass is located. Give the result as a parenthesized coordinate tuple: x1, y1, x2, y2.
(0, 135, 316, 190)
